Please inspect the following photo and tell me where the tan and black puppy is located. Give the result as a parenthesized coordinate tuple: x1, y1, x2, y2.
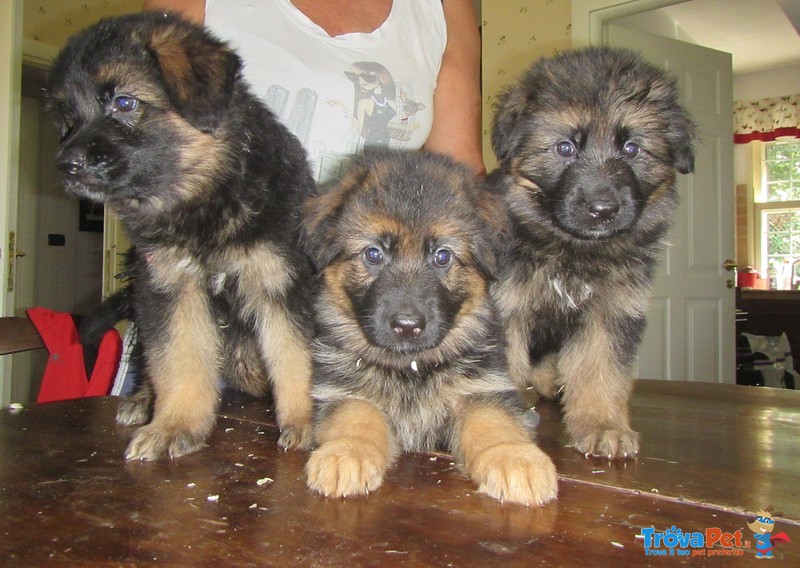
(301, 150, 557, 506)
(489, 47, 695, 459)
(46, 13, 315, 460)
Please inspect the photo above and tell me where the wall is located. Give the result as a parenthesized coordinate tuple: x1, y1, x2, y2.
(24, 1, 143, 47)
(480, 0, 571, 171)
(734, 64, 800, 101)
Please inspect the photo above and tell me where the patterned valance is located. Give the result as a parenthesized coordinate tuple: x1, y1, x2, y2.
(734, 94, 800, 144)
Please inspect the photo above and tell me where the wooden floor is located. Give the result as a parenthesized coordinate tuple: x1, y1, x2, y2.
(1, 380, 798, 566)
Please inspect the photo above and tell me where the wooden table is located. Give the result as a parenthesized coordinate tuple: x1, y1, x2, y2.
(0, 316, 43, 355)
(1, 381, 798, 566)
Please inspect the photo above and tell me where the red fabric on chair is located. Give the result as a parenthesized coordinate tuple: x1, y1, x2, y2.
(27, 307, 122, 403)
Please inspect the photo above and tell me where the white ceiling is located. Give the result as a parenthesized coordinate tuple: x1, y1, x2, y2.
(658, 0, 800, 74)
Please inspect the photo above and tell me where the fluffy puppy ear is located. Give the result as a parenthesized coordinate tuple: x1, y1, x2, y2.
(146, 15, 241, 132)
(669, 111, 696, 174)
(652, 69, 696, 175)
(301, 167, 367, 270)
(491, 85, 531, 164)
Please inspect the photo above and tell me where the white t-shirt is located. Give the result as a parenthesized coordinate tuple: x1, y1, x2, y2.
(205, 0, 447, 183)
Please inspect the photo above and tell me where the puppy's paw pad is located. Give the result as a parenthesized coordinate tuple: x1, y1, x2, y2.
(470, 443, 558, 506)
(305, 438, 388, 498)
(278, 422, 313, 451)
(125, 425, 206, 461)
(573, 428, 639, 459)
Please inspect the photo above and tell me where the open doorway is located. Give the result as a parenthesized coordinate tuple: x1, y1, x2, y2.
(11, 62, 104, 404)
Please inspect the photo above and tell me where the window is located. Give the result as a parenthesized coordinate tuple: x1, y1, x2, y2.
(755, 140, 800, 282)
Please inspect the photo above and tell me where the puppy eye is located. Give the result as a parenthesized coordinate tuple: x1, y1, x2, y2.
(555, 141, 576, 157)
(363, 246, 385, 266)
(112, 95, 138, 113)
(622, 141, 639, 157)
(433, 247, 452, 268)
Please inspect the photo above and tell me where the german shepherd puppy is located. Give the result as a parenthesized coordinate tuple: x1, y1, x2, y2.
(46, 13, 315, 460)
(301, 150, 558, 506)
(489, 47, 695, 459)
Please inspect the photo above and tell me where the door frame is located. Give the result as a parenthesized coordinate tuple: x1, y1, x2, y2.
(571, 0, 683, 46)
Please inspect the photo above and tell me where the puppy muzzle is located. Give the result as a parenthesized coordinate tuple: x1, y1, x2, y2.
(56, 125, 122, 198)
(555, 162, 642, 239)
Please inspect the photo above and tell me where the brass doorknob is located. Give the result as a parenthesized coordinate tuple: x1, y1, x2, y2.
(722, 259, 738, 272)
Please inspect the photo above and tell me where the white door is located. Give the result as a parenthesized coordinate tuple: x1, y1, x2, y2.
(10, 97, 42, 403)
(607, 24, 736, 383)
(15, 97, 38, 315)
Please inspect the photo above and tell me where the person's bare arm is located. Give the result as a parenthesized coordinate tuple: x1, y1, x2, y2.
(423, 0, 485, 175)
(141, 0, 206, 24)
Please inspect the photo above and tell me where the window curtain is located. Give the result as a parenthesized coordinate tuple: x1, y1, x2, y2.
(733, 94, 800, 144)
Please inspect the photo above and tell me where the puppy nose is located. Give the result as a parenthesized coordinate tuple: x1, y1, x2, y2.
(57, 148, 87, 177)
(390, 312, 426, 339)
(588, 199, 619, 220)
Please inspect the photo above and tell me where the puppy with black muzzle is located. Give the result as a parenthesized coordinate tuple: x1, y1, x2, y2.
(489, 47, 695, 459)
(46, 13, 316, 460)
(301, 150, 558, 506)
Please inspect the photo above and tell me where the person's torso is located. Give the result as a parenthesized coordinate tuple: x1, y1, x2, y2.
(205, 0, 447, 183)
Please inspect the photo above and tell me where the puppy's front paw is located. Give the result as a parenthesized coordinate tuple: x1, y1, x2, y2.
(278, 421, 313, 451)
(468, 443, 558, 506)
(306, 438, 389, 498)
(125, 424, 207, 461)
(572, 427, 639, 459)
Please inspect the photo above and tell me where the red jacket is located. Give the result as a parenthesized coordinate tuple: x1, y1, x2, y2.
(28, 307, 122, 403)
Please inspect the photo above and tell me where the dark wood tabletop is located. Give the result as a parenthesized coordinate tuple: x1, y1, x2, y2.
(1, 380, 798, 566)
(0, 316, 43, 355)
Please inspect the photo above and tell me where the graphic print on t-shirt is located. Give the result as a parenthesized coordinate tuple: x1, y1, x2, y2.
(263, 60, 427, 183)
